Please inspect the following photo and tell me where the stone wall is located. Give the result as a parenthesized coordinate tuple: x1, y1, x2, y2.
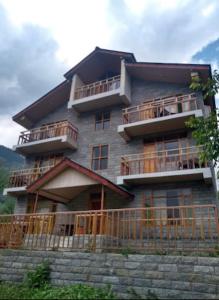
(0, 250, 218, 299)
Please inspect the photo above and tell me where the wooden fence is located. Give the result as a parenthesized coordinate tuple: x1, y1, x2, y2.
(123, 93, 198, 124)
(18, 121, 78, 145)
(0, 205, 218, 252)
(8, 165, 54, 188)
(121, 146, 208, 175)
(74, 75, 120, 100)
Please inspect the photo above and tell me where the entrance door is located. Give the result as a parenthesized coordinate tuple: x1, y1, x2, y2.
(144, 144, 156, 173)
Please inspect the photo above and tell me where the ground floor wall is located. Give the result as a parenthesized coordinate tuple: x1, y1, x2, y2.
(13, 180, 217, 214)
(0, 250, 218, 299)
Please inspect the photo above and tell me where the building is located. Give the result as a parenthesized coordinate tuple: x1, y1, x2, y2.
(2, 47, 218, 252)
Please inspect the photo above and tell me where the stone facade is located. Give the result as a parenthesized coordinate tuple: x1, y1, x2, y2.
(0, 250, 219, 299)
(13, 77, 217, 213)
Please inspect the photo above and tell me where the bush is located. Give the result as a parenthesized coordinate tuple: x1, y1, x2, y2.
(23, 261, 50, 289)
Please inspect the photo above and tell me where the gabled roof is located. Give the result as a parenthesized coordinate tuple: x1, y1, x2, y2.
(27, 157, 134, 200)
(64, 47, 136, 79)
(13, 80, 71, 129)
(12, 47, 215, 129)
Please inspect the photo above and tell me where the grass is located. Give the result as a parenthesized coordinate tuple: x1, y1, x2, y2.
(0, 283, 117, 299)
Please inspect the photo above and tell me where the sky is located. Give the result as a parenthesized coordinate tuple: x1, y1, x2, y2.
(0, 0, 219, 148)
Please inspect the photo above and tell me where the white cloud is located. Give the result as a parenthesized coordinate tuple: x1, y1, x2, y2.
(0, 0, 219, 148)
(0, 115, 23, 148)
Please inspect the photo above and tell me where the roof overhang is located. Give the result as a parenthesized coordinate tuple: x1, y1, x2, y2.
(126, 62, 215, 110)
(27, 158, 134, 202)
(64, 47, 136, 83)
(13, 80, 71, 129)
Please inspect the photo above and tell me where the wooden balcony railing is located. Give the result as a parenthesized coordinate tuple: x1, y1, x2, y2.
(74, 75, 120, 100)
(121, 146, 208, 176)
(0, 205, 218, 252)
(18, 121, 78, 145)
(8, 165, 55, 188)
(123, 93, 198, 124)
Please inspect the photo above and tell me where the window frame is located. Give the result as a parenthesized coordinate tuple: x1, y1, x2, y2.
(91, 144, 109, 171)
(94, 111, 111, 131)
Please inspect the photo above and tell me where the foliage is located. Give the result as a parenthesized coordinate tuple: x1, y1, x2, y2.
(0, 284, 117, 300)
(0, 284, 33, 300)
(23, 261, 51, 289)
(190, 69, 219, 99)
(120, 247, 137, 258)
(186, 69, 219, 166)
(0, 165, 15, 214)
(186, 111, 219, 166)
(32, 284, 116, 300)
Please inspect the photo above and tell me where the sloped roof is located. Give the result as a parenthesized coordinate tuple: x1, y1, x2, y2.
(27, 157, 134, 200)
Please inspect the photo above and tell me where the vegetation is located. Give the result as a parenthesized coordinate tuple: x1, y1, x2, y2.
(23, 261, 50, 289)
(0, 284, 116, 300)
(0, 262, 116, 299)
(186, 70, 219, 166)
(0, 165, 15, 214)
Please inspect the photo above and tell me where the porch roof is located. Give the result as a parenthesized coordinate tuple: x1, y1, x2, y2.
(27, 158, 134, 201)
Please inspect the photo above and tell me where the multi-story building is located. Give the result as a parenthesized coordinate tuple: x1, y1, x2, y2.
(2, 47, 218, 252)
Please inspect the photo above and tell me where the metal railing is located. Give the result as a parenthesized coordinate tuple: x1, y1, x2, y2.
(74, 75, 120, 100)
(123, 93, 198, 124)
(18, 121, 78, 145)
(0, 205, 218, 252)
(121, 146, 208, 176)
(8, 165, 54, 188)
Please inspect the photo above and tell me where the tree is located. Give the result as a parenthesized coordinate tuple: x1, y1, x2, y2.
(0, 165, 15, 214)
(186, 70, 219, 167)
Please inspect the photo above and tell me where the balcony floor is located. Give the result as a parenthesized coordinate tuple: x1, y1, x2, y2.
(118, 109, 203, 141)
(68, 89, 130, 112)
(14, 135, 77, 155)
(117, 167, 213, 185)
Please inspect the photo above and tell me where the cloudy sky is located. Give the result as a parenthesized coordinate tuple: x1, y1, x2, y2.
(0, 0, 219, 148)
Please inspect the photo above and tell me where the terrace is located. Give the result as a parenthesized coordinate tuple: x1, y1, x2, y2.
(118, 93, 208, 141)
(14, 121, 78, 155)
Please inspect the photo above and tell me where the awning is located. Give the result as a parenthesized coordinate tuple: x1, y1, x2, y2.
(27, 158, 134, 202)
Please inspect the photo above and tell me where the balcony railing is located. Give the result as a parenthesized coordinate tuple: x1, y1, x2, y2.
(17, 121, 78, 146)
(121, 146, 208, 176)
(123, 93, 198, 124)
(8, 165, 55, 188)
(0, 205, 218, 252)
(74, 75, 120, 100)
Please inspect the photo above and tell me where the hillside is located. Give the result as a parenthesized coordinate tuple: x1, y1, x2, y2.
(0, 145, 24, 169)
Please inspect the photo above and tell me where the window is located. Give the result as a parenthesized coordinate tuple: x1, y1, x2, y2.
(91, 145, 109, 170)
(95, 111, 110, 130)
(166, 190, 180, 224)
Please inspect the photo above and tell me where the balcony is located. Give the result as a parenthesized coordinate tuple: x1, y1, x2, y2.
(68, 60, 131, 112)
(14, 121, 78, 155)
(118, 93, 204, 141)
(117, 146, 212, 185)
(3, 165, 54, 196)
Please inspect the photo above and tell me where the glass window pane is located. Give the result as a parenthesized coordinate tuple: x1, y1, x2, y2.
(103, 120, 110, 129)
(93, 147, 100, 158)
(92, 159, 99, 170)
(100, 158, 108, 170)
(95, 122, 102, 130)
(101, 145, 108, 157)
(103, 111, 110, 120)
(95, 113, 102, 122)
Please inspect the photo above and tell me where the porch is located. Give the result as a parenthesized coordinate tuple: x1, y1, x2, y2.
(0, 204, 218, 253)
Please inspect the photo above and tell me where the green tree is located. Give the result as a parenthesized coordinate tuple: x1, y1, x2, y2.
(0, 165, 15, 214)
(186, 70, 219, 166)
